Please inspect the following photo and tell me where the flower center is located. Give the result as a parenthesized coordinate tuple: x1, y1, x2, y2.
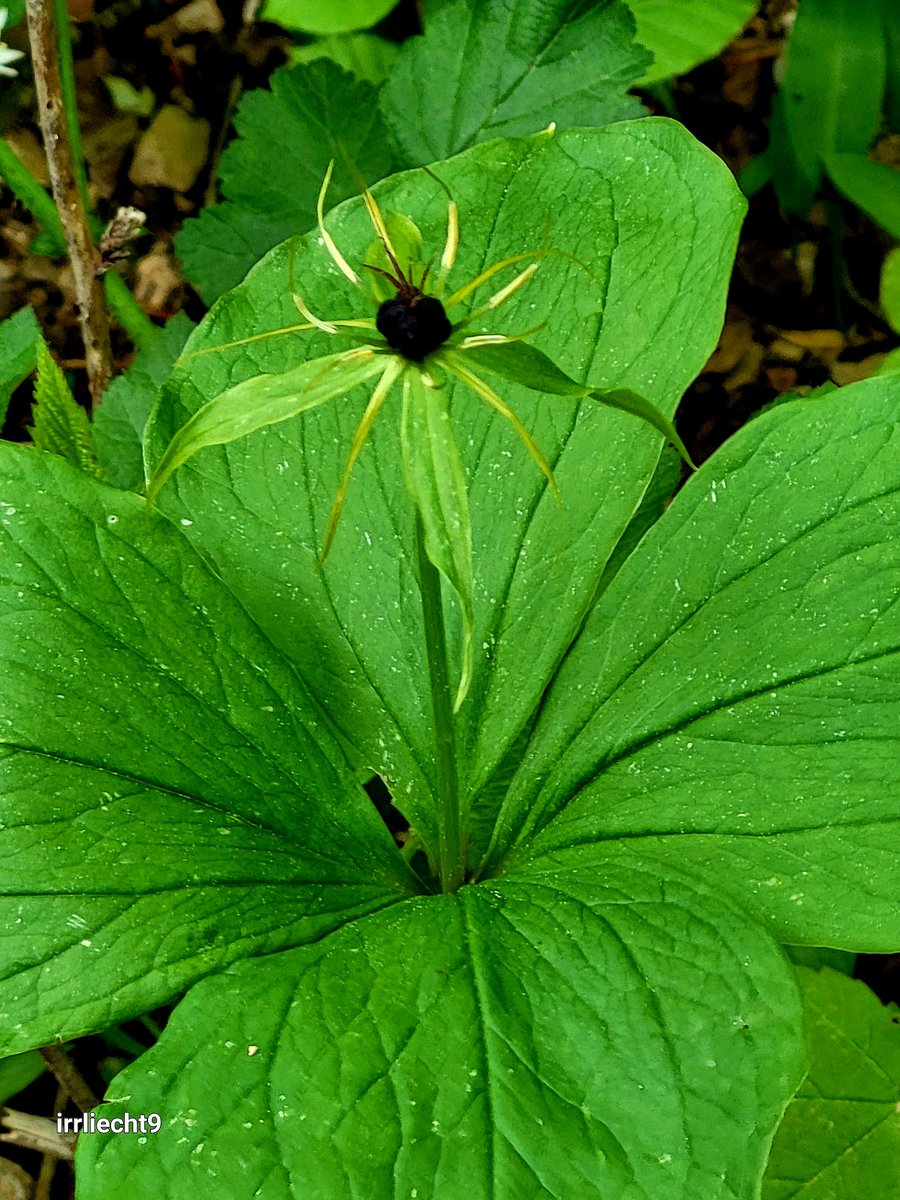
(376, 288, 453, 362)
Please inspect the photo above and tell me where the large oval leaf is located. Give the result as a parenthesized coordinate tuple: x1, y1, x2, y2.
(80, 855, 803, 1200)
(488, 375, 900, 949)
(146, 120, 744, 861)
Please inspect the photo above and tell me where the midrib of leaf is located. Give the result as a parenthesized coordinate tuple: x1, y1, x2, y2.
(512, 653, 899, 876)
(0, 743, 357, 869)
(554, 447, 898, 737)
(458, 895, 497, 1198)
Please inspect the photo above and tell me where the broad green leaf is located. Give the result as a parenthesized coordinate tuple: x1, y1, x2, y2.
(763, 967, 900, 1200)
(261, 0, 397, 35)
(80, 857, 804, 1200)
(881, 246, 900, 331)
(175, 61, 394, 304)
(381, 0, 649, 167)
(784, 945, 856, 975)
(94, 313, 193, 490)
(290, 32, 400, 84)
(401, 369, 475, 710)
(593, 443, 682, 596)
(146, 350, 389, 509)
(0, 447, 414, 1053)
(824, 153, 900, 240)
(146, 121, 744, 861)
(0, 305, 40, 427)
(28, 341, 103, 478)
(769, 0, 887, 215)
(0, 1051, 45, 1103)
(628, 0, 756, 84)
(488, 375, 900, 949)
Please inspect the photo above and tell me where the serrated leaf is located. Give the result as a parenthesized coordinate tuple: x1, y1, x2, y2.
(0, 446, 414, 1052)
(763, 967, 900, 1200)
(94, 313, 193, 490)
(80, 859, 803, 1200)
(28, 341, 103, 477)
(628, 0, 756, 84)
(175, 61, 394, 304)
(0, 305, 40, 428)
(381, 0, 649, 167)
(488, 375, 900, 949)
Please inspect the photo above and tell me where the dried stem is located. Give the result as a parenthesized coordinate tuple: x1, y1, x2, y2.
(38, 1043, 99, 1114)
(25, 0, 112, 407)
(0, 1106, 75, 1160)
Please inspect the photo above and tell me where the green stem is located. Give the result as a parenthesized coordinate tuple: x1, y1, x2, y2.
(51, 0, 91, 216)
(415, 513, 465, 893)
(104, 271, 158, 352)
(0, 137, 65, 250)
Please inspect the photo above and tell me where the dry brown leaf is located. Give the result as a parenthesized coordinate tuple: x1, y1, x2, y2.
(830, 355, 887, 385)
(129, 106, 210, 192)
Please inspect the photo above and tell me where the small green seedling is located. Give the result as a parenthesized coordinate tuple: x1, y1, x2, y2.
(148, 162, 693, 708)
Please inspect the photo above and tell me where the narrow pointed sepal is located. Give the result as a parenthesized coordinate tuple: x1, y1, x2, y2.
(457, 339, 697, 469)
(146, 350, 386, 508)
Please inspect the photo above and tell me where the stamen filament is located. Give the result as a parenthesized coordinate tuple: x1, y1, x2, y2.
(444, 353, 561, 504)
(317, 160, 362, 286)
(293, 292, 339, 334)
(421, 165, 459, 295)
(457, 323, 546, 349)
(444, 250, 538, 309)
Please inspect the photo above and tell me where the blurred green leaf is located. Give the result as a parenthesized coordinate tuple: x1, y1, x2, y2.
(879, 247, 900, 330)
(290, 32, 399, 84)
(763, 967, 900, 1200)
(0, 1051, 45, 1103)
(628, 0, 756, 83)
(0, 306, 40, 428)
(824, 153, 900, 239)
(261, 0, 397, 35)
(102, 75, 155, 116)
(769, 0, 887, 215)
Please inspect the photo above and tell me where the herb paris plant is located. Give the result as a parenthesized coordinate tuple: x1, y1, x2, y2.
(148, 152, 691, 720)
(1, 120, 898, 1200)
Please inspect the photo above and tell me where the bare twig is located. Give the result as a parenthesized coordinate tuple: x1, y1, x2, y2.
(25, 0, 112, 407)
(37, 1043, 98, 1115)
(0, 1107, 75, 1160)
